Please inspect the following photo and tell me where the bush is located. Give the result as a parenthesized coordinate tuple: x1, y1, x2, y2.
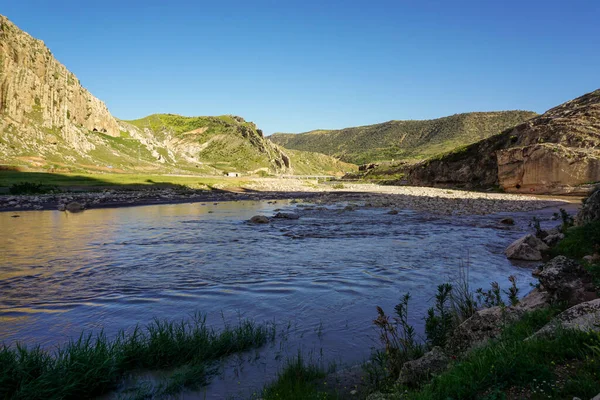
(9, 182, 59, 195)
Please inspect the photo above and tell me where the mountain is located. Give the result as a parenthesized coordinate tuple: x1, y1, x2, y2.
(0, 15, 354, 176)
(269, 111, 537, 165)
(361, 89, 600, 195)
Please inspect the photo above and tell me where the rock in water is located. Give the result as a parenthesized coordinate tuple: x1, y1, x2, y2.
(499, 217, 514, 225)
(387, 209, 399, 215)
(272, 212, 300, 220)
(249, 215, 270, 224)
(505, 234, 549, 261)
(65, 202, 84, 213)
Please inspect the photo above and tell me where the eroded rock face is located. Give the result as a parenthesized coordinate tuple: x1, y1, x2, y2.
(446, 306, 523, 355)
(398, 346, 450, 386)
(0, 15, 119, 140)
(401, 89, 600, 194)
(497, 144, 600, 195)
(505, 234, 549, 261)
(532, 256, 597, 305)
(531, 298, 600, 338)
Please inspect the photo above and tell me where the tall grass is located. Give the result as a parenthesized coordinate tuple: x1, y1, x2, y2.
(0, 313, 275, 399)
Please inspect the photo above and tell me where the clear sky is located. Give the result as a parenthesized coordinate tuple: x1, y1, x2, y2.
(3, 0, 599, 134)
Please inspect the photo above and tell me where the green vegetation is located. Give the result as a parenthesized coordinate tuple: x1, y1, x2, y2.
(8, 181, 59, 195)
(0, 313, 274, 400)
(260, 353, 334, 400)
(406, 311, 600, 400)
(270, 111, 536, 165)
(552, 221, 600, 260)
(0, 170, 253, 190)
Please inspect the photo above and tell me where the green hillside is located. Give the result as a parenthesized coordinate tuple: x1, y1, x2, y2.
(269, 111, 537, 165)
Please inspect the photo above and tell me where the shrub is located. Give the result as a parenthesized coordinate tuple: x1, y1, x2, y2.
(9, 182, 59, 195)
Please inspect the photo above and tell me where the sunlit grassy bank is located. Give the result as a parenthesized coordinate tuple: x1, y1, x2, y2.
(0, 313, 274, 399)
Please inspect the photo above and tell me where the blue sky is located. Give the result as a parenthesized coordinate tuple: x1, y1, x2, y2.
(3, 0, 599, 134)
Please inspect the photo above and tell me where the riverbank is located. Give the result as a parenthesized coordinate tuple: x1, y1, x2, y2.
(0, 178, 575, 214)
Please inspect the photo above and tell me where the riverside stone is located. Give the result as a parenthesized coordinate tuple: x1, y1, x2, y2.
(505, 234, 550, 261)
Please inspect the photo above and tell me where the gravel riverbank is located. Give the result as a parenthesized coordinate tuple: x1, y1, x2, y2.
(0, 179, 574, 215)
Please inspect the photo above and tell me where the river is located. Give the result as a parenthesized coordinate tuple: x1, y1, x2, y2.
(0, 199, 573, 398)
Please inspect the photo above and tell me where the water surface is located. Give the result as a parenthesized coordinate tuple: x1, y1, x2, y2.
(0, 200, 567, 398)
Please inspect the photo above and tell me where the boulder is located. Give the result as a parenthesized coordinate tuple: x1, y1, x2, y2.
(57, 204, 66, 212)
(387, 210, 399, 215)
(499, 217, 515, 225)
(398, 346, 450, 386)
(542, 233, 564, 247)
(272, 212, 300, 220)
(446, 306, 523, 355)
(505, 234, 550, 261)
(65, 202, 84, 213)
(532, 256, 597, 305)
(576, 189, 600, 225)
(249, 215, 270, 224)
(530, 298, 600, 338)
(517, 288, 552, 311)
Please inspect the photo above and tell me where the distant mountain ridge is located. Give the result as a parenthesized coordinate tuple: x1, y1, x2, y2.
(269, 111, 537, 165)
(0, 14, 354, 176)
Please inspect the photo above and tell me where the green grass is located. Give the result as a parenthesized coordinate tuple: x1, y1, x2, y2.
(392, 309, 600, 400)
(552, 221, 600, 260)
(260, 353, 335, 400)
(0, 170, 251, 190)
(0, 313, 275, 400)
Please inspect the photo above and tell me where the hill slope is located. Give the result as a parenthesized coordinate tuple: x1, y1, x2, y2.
(0, 14, 354, 176)
(362, 89, 600, 195)
(269, 111, 537, 165)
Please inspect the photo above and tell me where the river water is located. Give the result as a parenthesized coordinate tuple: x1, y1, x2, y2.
(0, 199, 572, 398)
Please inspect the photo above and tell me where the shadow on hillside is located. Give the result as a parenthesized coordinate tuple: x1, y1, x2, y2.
(0, 168, 259, 194)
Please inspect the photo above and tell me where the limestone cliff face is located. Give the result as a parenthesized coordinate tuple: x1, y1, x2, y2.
(402, 89, 600, 195)
(0, 14, 119, 142)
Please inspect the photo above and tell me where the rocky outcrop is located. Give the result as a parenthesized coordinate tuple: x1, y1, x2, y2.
(446, 306, 523, 355)
(505, 234, 549, 261)
(576, 189, 600, 225)
(398, 347, 450, 386)
(532, 256, 597, 306)
(0, 15, 119, 144)
(497, 144, 600, 195)
(398, 89, 600, 194)
(531, 298, 600, 338)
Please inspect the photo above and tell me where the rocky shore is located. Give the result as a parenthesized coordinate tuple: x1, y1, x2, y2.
(0, 179, 572, 214)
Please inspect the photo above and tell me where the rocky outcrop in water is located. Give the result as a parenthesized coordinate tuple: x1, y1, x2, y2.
(505, 233, 549, 261)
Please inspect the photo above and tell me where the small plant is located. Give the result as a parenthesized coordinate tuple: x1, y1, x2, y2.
(425, 283, 455, 347)
(476, 282, 504, 308)
(530, 216, 543, 237)
(504, 275, 520, 306)
(373, 293, 423, 376)
(553, 208, 574, 233)
(331, 183, 345, 189)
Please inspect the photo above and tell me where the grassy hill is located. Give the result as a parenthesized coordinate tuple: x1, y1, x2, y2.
(269, 111, 537, 165)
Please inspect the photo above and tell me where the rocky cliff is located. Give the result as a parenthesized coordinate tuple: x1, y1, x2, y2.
(0, 14, 354, 176)
(386, 89, 600, 195)
(0, 15, 119, 147)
